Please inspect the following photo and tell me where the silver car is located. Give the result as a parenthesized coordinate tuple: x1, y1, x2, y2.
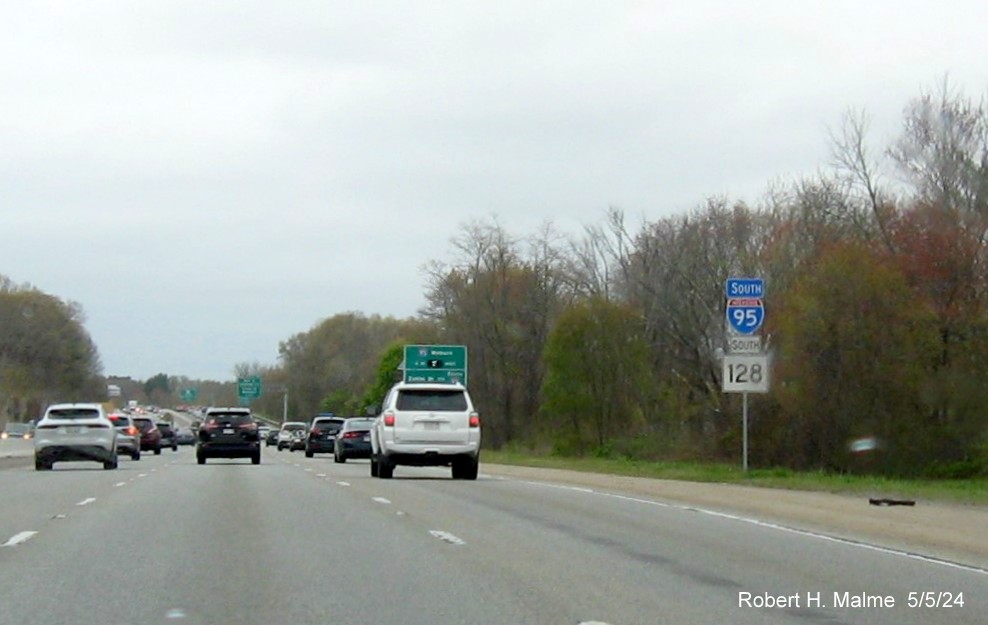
(34, 403, 118, 471)
(108, 412, 141, 460)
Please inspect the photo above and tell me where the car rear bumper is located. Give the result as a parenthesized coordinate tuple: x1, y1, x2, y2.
(306, 439, 335, 453)
(36, 445, 115, 463)
(381, 442, 479, 466)
(198, 442, 259, 458)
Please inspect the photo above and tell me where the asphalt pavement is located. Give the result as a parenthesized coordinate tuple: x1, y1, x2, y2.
(0, 445, 984, 625)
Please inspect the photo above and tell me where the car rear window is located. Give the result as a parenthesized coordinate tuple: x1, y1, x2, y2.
(47, 408, 101, 420)
(206, 413, 253, 426)
(396, 390, 468, 411)
(134, 419, 155, 431)
(282, 424, 306, 431)
(344, 419, 375, 430)
(4, 423, 31, 434)
(158, 423, 174, 433)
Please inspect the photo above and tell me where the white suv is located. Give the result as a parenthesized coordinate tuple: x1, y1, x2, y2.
(34, 403, 118, 470)
(370, 381, 481, 480)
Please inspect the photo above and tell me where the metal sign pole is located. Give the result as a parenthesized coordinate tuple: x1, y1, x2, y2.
(742, 391, 749, 473)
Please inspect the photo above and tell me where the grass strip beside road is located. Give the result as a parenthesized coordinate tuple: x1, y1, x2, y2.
(482, 450, 988, 506)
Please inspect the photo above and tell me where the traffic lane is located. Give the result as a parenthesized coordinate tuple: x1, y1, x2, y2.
(282, 456, 987, 625)
(0, 448, 184, 547)
(0, 452, 550, 625)
(0, 437, 33, 458)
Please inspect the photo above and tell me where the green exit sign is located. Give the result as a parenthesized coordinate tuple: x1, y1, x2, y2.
(180, 388, 198, 401)
(403, 345, 467, 385)
(238, 376, 262, 400)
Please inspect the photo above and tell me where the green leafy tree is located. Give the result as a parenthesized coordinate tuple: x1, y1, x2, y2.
(540, 297, 651, 455)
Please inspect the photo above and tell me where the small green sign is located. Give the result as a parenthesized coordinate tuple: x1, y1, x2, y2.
(180, 388, 198, 402)
(403, 345, 468, 385)
(238, 376, 262, 400)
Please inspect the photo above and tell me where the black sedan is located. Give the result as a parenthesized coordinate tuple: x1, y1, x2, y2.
(333, 417, 374, 463)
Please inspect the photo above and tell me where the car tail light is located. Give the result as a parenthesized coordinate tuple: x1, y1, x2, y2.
(127, 426, 139, 436)
(238, 423, 257, 430)
(310, 428, 321, 436)
(202, 422, 219, 431)
(341, 431, 362, 439)
(383, 411, 395, 427)
(469, 412, 480, 428)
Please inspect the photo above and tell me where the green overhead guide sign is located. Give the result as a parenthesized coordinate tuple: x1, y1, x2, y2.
(403, 345, 468, 385)
(238, 376, 262, 400)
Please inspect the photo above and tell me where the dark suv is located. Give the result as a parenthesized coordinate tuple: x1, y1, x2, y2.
(304, 415, 345, 458)
(197, 407, 260, 465)
(157, 421, 178, 451)
(133, 416, 162, 455)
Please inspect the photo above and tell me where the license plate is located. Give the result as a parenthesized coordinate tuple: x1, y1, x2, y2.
(65, 426, 82, 434)
(362, 434, 370, 442)
(424, 422, 440, 431)
(223, 428, 234, 434)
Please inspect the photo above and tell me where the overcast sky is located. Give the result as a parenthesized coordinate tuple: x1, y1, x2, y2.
(3, 1, 988, 382)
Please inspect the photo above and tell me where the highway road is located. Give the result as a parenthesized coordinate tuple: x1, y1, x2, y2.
(0, 442, 984, 625)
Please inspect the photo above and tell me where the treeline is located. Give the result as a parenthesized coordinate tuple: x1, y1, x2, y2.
(0, 277, 104, 420)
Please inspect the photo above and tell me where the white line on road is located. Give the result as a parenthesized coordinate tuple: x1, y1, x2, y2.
(429, 530, 466, 546)
(372, 497, 391, 504)
(137, 473, 148, 478)
(2, 531, 38, 547)
(316, 473, 327, 478)
(114, 482, 126, 487)
(336, 481, 350, 487)
(514, 479, 988, 577)
(76, 497, 96, 506)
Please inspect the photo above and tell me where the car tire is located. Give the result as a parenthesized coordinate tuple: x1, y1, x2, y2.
(172, 444, 178, 452)
(378, 454, 394, 479)
(453, 455, 479, 480)
(132, 450, 140, 461)
(334, 451, 345, 463)
(252, 452, 261, 465)
(35, 457, 50, 471)
(104, 456, 118, 470)
(370, 454, 379, 477)
(154, 445, 162, 455)
(305, 449, 313, 458)
(197, 454, 206, 465)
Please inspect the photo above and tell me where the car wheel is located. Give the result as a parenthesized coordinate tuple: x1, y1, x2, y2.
(103, 456, 118, 470)
(172, 444, 178, 452)
(35, 457, 50, 471)
(378, 454, 394, 479)
(154, 445, 162, 455)
(132, 450, 141, 461)
(305, 449, 313, 458)
(370, 454, 379, 477)
(197, 454, 206, 465)
(252, 452, 261, 465)
(454, 455, 479, 480)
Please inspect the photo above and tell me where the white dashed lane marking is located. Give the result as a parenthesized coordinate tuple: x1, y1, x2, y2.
(372, 497, 391, 505)
(336, 481, 350, 487)
(76, 497, 96, 506)
(2, 531, 38, 547)
(428, 530, 466, 546)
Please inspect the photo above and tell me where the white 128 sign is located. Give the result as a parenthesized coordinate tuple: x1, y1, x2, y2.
(722, 354, 770, 393)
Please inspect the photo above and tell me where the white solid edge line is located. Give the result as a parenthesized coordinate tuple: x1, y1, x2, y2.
(512, 479, 988, 577)
(2, 531, 38, 547)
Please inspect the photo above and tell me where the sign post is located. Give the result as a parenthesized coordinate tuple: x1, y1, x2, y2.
(402, 345, 468, 385)
(722, 278, 769, 472)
